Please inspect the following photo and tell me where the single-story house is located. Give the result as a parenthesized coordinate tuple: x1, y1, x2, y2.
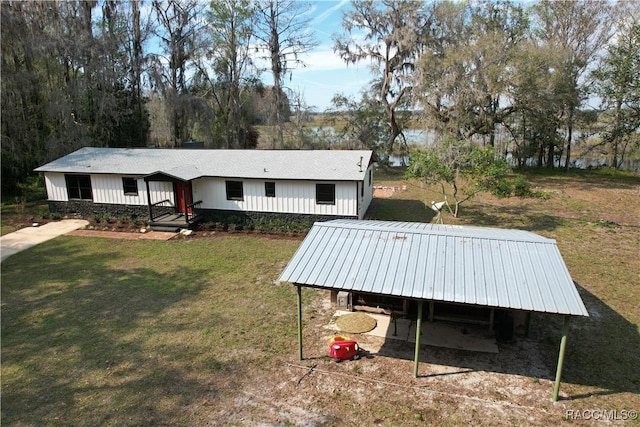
(278, 219, 589, 401)
(34, 147, 374, 229)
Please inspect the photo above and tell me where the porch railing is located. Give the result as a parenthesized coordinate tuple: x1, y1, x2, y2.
(148, 199, 203, 225)
(149, 199, 172, 222)
(186, 200, 203, 224)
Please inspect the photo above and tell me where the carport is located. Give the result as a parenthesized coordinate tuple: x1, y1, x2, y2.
(278, 219, 589, 401)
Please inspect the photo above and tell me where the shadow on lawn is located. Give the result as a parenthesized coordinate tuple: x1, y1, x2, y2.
(365, 198, 436, 223)
(373, 281, 639, 401)
(525, 169, 640, 191)
(456, 203, 567, 232)
(1, 238, 233, 426)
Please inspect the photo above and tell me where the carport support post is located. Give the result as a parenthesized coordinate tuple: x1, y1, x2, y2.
(296, 284, 303, 361)
(553, 315, 570, 401)
(413, 300, 424, 378)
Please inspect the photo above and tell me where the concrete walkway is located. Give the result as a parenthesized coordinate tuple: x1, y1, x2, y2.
(0, 219, 89, 262)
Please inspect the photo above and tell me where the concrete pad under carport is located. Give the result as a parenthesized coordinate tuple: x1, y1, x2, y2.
(327, 310, 498, 354)
(0, 219, 89, 262)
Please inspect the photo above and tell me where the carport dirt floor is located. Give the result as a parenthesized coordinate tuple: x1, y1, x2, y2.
(205, 296, 588, 426)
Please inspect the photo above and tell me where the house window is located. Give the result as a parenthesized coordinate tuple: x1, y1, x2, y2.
(122, 177, 138, 196)
(226, 181, 244, 201)
(265, 182, 276, 197)
(65, 174, 92, 200)
(368, 169, 372, 186)
(316, 183, 335, 205)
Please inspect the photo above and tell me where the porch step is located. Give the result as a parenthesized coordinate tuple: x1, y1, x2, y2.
(149, 225, 181, 232)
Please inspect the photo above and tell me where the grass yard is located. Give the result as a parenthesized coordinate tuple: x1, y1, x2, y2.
(2, 168, 639, 426)
(1, 235, 303, 425)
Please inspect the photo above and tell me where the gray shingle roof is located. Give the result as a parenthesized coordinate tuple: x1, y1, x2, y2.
(35, 147, 373, 181)
(278, 219, 589, 316)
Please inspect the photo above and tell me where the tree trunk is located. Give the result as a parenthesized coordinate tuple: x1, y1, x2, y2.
(613, 97, 622, 169)
(385, 108, 400, 163)
(546, 137, 554, 168)
(268, 3, 284, 149)
(564, 108, 574, 170)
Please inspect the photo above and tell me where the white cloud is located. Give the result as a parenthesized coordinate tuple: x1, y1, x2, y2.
(297, 47, 347, 72)
(311, 0, 349, 26)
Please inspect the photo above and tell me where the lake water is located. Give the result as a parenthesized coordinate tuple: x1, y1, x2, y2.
(388, 154, 640, 171)
(310, 126, 639, 171)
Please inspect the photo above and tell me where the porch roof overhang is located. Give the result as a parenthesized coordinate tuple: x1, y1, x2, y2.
(144, 166, 204, 182)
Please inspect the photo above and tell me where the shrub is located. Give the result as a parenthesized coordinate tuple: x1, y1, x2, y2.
(513, 175, 532, 197)
(492, 179, 513, 198)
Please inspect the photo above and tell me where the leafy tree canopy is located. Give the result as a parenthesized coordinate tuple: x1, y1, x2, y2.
(406, 140, 512, 218)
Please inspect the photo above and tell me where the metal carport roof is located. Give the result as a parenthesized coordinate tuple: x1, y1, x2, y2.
(278, 219, 588, 401)
(278, 219, 588, 316)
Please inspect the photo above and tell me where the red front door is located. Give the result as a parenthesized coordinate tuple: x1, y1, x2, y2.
(175, 181, 193, 214)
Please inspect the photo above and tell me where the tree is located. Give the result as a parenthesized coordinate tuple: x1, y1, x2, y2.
(254, 0, 317, 148)
(531, 0, 620, 169)
(1, 1, 149, 197)
(334, 0, 432, 162)
(205, 0, 257, 149)
(327, 93, 388, 150)
(406, 140, 512, 218)
(150, 0, 206, 147)
(591, 19, 640, 168)
(415, 0, 527, 148)
(507, 39, 565, 167)
(127, 0, 153, 145)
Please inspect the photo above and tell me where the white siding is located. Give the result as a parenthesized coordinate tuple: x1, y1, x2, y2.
(147, 181, 175, 205)
(44, 171, 364, 217)
(192, 177, 358, 216)
(92, 175, 173, 206)
(358, 164, 374, 219)
(44, 173, 174, 206)
(44, 173, 69, 201)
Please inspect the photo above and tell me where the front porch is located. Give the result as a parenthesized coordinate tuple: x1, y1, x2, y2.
(144, 172, 203, 232)
(147, 198, 203, 232)
(148, 212, 202, 232)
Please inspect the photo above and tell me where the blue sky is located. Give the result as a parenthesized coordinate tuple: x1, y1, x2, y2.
(278, 0, 373, 112)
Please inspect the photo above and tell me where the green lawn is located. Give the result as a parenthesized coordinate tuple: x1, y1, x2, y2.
(1, 236, 304, 425)
(2, 169, 639, 425)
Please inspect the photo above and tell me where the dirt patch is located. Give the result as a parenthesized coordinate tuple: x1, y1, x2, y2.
(201, 295, 571, 426)
(373, 185, 407, 198)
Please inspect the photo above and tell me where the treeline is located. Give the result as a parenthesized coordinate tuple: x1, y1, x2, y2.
(1, 0, 310, 196)
(2, 0, 639, 198)
(329, 0, 640, 171)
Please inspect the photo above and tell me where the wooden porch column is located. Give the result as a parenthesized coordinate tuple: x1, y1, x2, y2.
(181, 181, 188, 218)
(413, 300, 424, 378)
(553, 315, 571, 401)
(296, 284, 303, 361)
(145, 179, 153, 220)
